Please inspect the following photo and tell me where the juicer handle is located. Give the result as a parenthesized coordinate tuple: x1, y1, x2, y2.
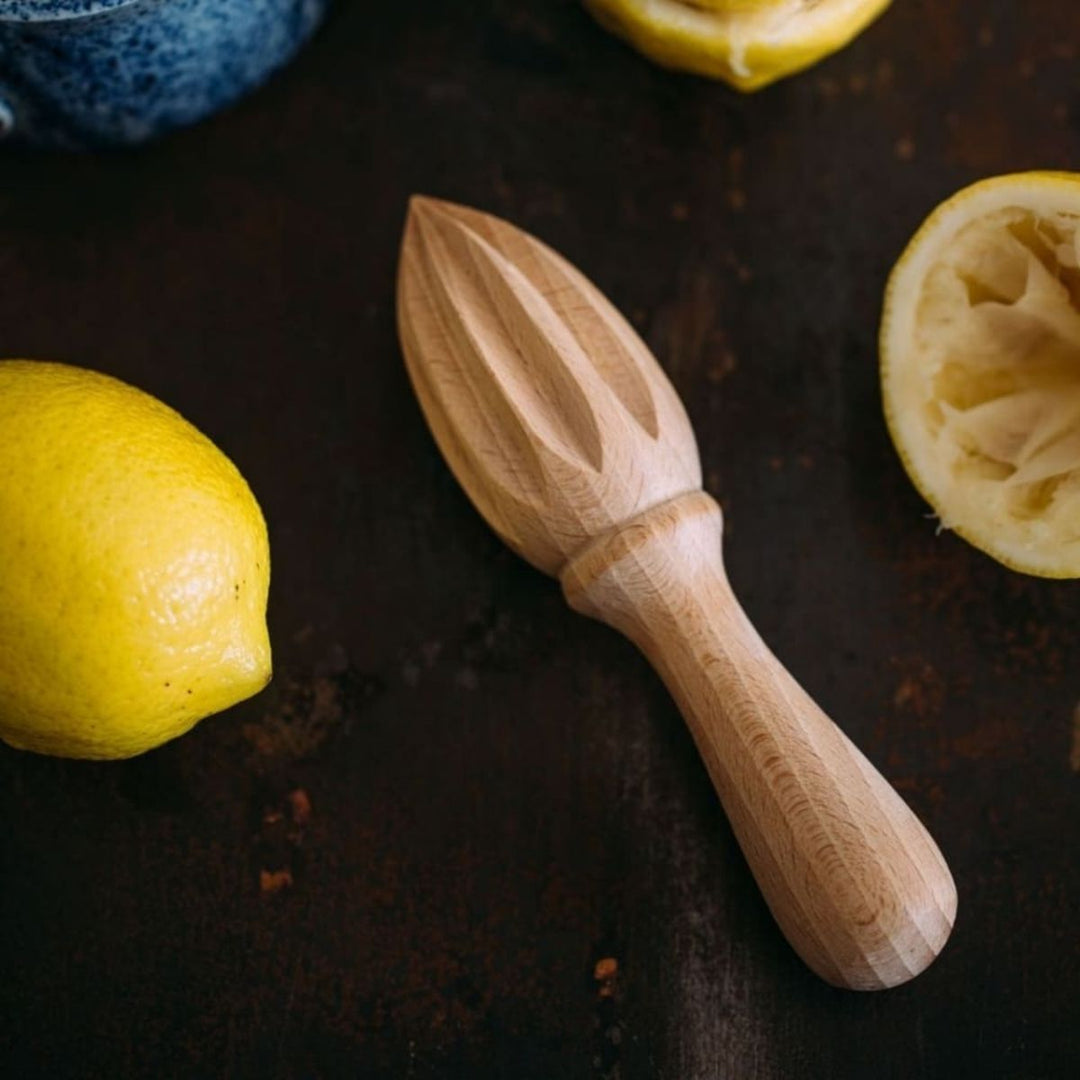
(561, 491, 957, 990)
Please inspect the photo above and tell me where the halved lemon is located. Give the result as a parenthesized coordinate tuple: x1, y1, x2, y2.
(584, 0, 893, 92)
(881, 172, 1080, 578)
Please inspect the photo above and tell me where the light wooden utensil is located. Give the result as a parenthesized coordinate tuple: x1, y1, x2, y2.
(397, 197, 957, 991)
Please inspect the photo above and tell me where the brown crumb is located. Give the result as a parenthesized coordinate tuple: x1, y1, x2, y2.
(894, 677, 921, 710)
(288, 788, 313, 826)
(594, 957, 618, 998)
(260, 869, 294, 894)
(670, 202, 690, 222)
(706, 350, 738, 384)
(594, 957, 618, 980)
(894, 136, 916, 162)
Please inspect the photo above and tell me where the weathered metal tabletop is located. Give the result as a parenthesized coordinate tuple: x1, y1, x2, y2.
(1, 2, 1077, 1076)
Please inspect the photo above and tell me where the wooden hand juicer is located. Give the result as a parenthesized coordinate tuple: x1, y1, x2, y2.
(396, 198, 956, 991)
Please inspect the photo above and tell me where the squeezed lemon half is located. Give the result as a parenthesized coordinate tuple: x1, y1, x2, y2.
(585, 0, 892, 91)
(0, 360, 272, 758)
(881, 173, 1080, 578)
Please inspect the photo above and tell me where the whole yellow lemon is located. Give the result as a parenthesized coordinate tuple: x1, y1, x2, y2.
(0, 360, 271, 759)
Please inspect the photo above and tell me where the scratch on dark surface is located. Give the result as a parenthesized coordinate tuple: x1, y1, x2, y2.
(1071, 704, 1080, 773)
(913, 1013, 928, 1079)
(275, 955, 304, 1074)
(651, 269, 719, 379)
(593, 955, 622, 1079)
(583, 665, 778, 1080)
(5, 0, 1080, 1075)
(400, 639, 443, 687)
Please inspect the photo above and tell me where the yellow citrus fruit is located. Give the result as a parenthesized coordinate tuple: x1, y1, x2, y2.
(881, 172, 1080, 578)
(0, 360, 272, 758)
(584, 0, 892, 92)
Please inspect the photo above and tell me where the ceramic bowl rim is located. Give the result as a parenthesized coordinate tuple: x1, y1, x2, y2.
(0, 0, 141, 24)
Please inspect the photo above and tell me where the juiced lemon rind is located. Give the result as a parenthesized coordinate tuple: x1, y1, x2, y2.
(881, 172, 1080, 578)
(585, 0, 893, 92)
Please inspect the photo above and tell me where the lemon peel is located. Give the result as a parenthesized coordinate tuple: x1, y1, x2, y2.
(881, 172, 1080, 578)
(0, 360, 272, 758)
(585, 0, 893, 92)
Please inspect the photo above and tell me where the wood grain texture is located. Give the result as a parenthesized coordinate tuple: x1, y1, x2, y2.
(398, 195, 701, 577)
(398, 199, 955, 988)
(564, 492, 954, 989)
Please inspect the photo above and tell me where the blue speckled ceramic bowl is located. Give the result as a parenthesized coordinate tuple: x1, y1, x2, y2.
(0, 0, 330, 148)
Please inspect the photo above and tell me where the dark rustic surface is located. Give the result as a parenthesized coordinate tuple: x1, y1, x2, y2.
(1, 2, 1078, 1077)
